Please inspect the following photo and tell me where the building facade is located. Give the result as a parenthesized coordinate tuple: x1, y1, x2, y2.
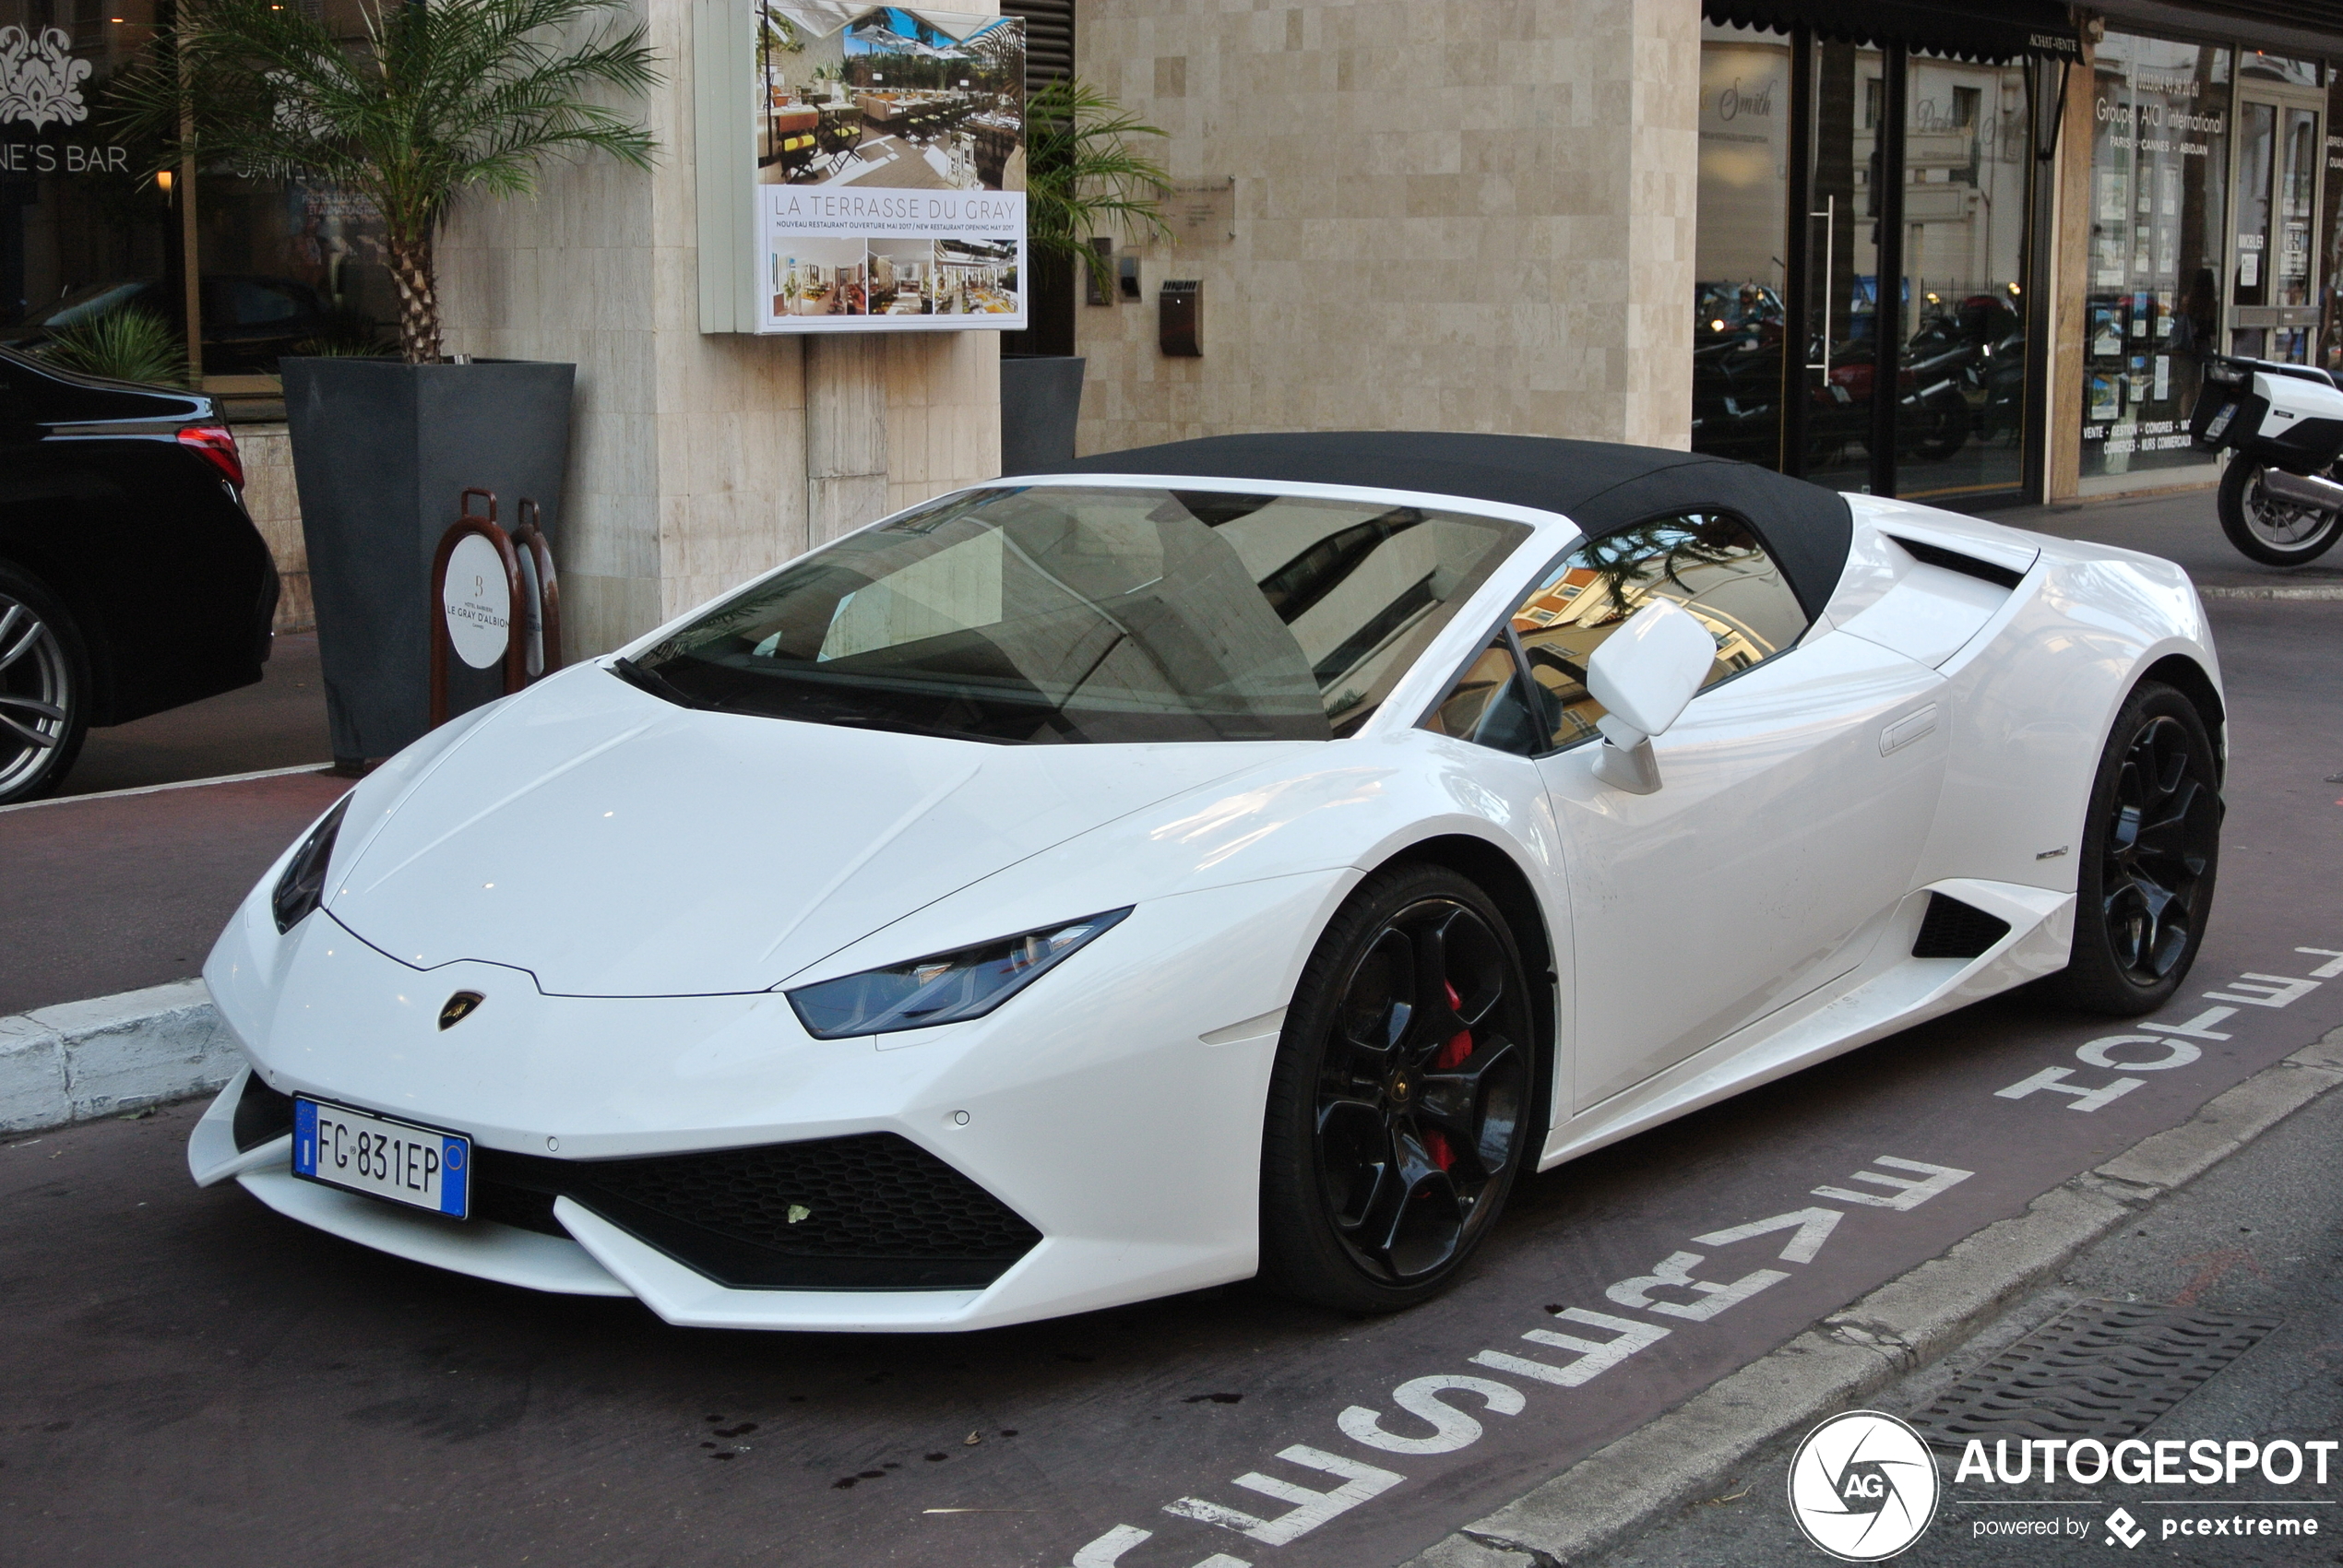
(1060, 0, 2343, 514)
(6, 0, 2343, 667)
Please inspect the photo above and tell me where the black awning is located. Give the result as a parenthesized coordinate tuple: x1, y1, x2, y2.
(1706, 0, 2083, 62)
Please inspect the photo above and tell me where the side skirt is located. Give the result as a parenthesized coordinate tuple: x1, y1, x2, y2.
(1537, 879, 2073, 1170)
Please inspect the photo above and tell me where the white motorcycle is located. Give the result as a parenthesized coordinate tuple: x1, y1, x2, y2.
(2193, 353, 2343, 566)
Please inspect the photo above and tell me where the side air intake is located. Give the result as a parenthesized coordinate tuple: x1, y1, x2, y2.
(1886, 535, 2026, 590)
(1912, 893, 2012, 959)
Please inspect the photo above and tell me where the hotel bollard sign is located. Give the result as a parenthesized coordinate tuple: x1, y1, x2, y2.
(695, 1, 1026, 335)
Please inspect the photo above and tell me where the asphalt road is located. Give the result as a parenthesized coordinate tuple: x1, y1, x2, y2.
(0, 769, 351, 1016)
(1, 596, 2338, 1568)
(59, 631, 330, 800)
(1599, 1041, 2343, 1568)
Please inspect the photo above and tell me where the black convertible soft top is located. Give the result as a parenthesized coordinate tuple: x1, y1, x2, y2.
(1054, 432, 1855, 622)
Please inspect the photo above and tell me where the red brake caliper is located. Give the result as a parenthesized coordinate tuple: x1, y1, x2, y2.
(1421, 981, 1472, 1172)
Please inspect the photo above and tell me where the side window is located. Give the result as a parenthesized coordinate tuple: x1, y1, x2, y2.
(1511, 513, 1809, 751)
(1422, 632, 1542, 755)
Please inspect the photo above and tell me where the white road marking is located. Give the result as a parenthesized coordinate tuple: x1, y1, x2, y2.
(1814, 1156, 1974, 1210)
(1163, 1446, 1404, 1546)
(1693, 1206, 1845, 1263)
(2077, 1035, 2203, 1072)
(1606, 1251, 1790, 1322)
(1994, 1066, 2147, 1111)
(1073, 1151, 2045, 1562)
(2204, 973, 2322, 1008)
(1470, 1309, 1671, 1385)
(1067, 1525, 1247, 1568)
(1338, 1376, 1526, 1455)
(2296, 948, 2343, 980)
(0, 761, 329, 814)
(2137, 1004, 2240, 1040)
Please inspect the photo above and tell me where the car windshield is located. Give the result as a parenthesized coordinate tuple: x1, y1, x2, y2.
(631, 484, 1528, 743)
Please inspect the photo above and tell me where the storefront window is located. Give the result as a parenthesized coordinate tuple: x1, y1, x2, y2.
(1895, 51, 2033, 504)
(2081, 34, 2230, 481)
(1692, 21, 1793, 469)
(0, 0, 391, 388)
(0, 0, 172, 335)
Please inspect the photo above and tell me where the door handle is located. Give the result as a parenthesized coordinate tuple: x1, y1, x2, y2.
(1880, 704, 1939, 756)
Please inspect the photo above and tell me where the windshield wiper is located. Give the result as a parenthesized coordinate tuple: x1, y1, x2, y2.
(609, 656, 723, 711)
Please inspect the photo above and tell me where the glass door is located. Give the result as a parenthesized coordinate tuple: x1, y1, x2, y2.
(1796, 39, 1886, 494)
(2230, 65, 2325, 362)
(1894, 52, 2033, 504)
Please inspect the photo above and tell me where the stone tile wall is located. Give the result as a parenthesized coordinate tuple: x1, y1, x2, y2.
(235, 422, 312, 633)
(1074, 0, 1700, 457)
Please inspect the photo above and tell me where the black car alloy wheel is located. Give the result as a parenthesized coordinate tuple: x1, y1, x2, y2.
(2059, 682, 2220, 1015)
(0, 576, 80, 802)
(1261, 862, 1536, 1311)
(2097, 714, 2218, 985)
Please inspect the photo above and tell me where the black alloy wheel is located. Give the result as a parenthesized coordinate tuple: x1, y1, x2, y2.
(2056, 682, 2221, 1016)
(0, 564, 89, 805)
(1259, 862, 1536, 1312)
(2217, 459, 2343, 566)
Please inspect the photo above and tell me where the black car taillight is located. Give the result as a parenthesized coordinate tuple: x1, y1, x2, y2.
(272, 794, 351, 932)
(177, 423, 244, 490)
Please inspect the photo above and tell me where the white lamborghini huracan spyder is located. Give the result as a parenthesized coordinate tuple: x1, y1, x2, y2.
(188, 434, 2223, 1331)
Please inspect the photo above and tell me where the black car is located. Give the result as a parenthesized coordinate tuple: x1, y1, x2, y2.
(0, 346, 279, 803)
(1, 276, 336, 374)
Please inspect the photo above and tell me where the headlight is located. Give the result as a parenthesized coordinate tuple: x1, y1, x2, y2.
(271, 794, 351, 933)
(785, 908, 1132, 1039)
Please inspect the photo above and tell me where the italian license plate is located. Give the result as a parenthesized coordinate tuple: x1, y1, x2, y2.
(291, 1098, 470, 1218)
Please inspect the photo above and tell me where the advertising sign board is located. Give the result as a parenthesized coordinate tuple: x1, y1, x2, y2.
(733, 3, 1025, 333)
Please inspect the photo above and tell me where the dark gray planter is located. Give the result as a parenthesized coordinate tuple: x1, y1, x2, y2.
(1000, 353, 1085, 475)
(281, 357, 575, 766)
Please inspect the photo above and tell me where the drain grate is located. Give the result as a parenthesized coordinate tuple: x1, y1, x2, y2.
(1909, 1299, 2280, 1444)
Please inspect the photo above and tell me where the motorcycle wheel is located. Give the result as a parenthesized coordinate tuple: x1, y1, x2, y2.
(1903, 398, 1970, 462)
(2217, 459, 2343, 566)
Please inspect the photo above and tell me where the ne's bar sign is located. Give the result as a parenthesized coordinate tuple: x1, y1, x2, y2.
(745, 3, 1026, 333)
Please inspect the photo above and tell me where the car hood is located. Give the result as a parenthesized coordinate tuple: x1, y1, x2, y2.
(325, 667, 1307, 997)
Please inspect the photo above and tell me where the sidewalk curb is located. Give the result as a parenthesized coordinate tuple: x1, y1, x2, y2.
(0, 983, 239, 1133)
(1404, 1026, 2343, 1568)
(2194, 584, 2343, 600)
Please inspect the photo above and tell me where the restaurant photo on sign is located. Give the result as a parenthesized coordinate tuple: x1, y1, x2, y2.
(753, 3, 1024, 331)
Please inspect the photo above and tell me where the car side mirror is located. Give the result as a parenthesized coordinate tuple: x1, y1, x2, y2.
(1585, 599, 1716, 794)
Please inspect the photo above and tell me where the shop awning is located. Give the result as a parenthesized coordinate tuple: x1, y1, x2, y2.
(1705, 0, 2084, 62)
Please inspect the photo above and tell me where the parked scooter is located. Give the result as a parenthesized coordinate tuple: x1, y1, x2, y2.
(2192, 353, 2343, 565)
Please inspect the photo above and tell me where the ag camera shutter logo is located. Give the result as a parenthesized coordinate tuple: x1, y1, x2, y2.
(1788, 1410, 1941, 1561)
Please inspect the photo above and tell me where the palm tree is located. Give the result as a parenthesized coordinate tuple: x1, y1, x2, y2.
(113, 0, 659, 365)
(1023, 77, 1172, 294)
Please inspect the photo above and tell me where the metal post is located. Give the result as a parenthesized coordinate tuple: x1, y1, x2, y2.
(1782, 27, 1814, 476)
(2021, 59, 2062, 504)
(1871, 42, 1908, 498)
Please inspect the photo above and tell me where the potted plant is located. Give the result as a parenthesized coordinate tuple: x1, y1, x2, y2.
(114, 0, 658, 766)
(1005, 77, 1172, 474)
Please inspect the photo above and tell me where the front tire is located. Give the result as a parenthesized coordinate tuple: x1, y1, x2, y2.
(0, 563, 89, 805)
(1258, 862, 1537, 1313)
(2053, 682, 2220, 1016)
(2218, 458, 2343, 566)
